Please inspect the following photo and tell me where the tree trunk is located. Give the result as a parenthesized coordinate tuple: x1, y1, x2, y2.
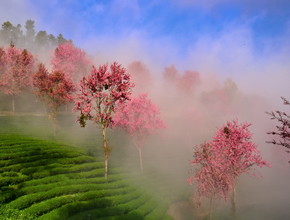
(53, 121, 57, 136)
(209, 194, 213, 220)
(50, 106, 57, 136)
(231, 179, 238, 220)
(102, 129, 108, 180)
(12, 95, 15, 115)
(133, 138, 144, 174)
(104, 155, 108, 180)
(43, 102, 47, 115)
(139, 148, 143, 174)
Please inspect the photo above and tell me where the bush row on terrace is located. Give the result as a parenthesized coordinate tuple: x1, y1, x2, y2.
(24, 185, 140, 217)
(7, 185, 137, 210)
(0, 174, 125, 204)
(19, 161, 103, 176)
(19, 178, 130, 195)
(0, 150, 84, 166)
(0, 147, 90, 160)
(0, 140, 62, 150)
(0, 207, 37, 220)
(1, 171, 127, 204)
(0, 175, 29, 188)
(0, 155, 96, 170)
(40, 189, 144, 220)
(1, 162, 107, 182)
(0, 141, 52, 149)
(65, 193, 168, 220)
(96, 193, 153, 220)
(20, 173, 123, 187)
(29, 165, 116, 179)
(0, 138, 39, 147)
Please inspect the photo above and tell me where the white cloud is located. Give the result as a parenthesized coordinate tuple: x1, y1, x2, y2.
(0, 0, 38, 29)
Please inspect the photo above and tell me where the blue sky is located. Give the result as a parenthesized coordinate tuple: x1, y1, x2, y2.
(0, 0, 290, 99)
(1, 0, 289, 54)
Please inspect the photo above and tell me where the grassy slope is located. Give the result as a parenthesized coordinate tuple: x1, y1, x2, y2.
(0, 115, 183, 219)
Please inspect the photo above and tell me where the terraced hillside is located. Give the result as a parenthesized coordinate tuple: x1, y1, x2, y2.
(0, 133, 178, 219)
(0, 115, 253, 220)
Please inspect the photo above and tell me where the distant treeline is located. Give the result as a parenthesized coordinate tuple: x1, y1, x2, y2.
(0, 19, 70, 55)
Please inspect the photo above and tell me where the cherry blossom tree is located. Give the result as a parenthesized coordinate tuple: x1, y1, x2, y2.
(50, 41, 91, 83)
(162, 64, 180, 83)
(211, 119, 270, 219)
(73, 62, 134, 179)
(32, 63, 75, 135)
(127, 61, 152, 93)
(187, 142, 232, 220)
(176, 70, 201, 93)
(266, 96, 290, 162)
(0, 44, 35, 115)
(162, 66, 201, 94)
(188, 119, 270, 220)
(114, 93, 167, 173)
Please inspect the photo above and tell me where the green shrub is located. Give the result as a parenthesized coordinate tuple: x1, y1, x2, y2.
(0, 190, 18, 205)
(1, 171, 18, 177)
(0, 208, 36, 220)
(0, 176, 30, 188)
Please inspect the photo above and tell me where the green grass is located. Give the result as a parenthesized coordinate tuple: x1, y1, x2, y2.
(0, 115, 182, 219)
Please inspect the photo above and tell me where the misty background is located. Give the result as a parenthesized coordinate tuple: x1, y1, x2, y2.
(0, 0, 290, 219)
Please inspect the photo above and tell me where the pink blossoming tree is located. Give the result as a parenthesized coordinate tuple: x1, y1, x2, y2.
(73, 62, 134, 179)
(50, 41, 91, 83)
(211, 119, 270, 219)
(176, 70, 201, 94)
(162, 64, 180, 83)
(127, 61, 152, 93)
(32, 63, 76, 135)
(188, 119, 270, 219)
(187, 142, 232, 220)
(114, 93, 167, 173)
(0, 44, 35, 114)
(266, 96, 290, 162)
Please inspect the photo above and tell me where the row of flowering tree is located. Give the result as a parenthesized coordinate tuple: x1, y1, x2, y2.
(188, 119, 270, 220)
(0, 43, 35, 114)
(0, 42, 91, 133)
(0, 42, 168, 180)
(0, 41, 90, 115)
